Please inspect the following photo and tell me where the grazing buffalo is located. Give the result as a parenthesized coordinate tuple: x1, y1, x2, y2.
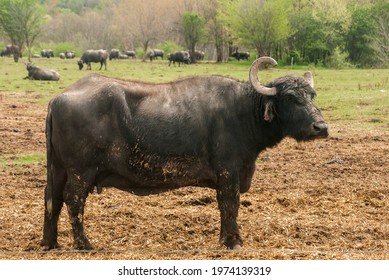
(41, 49, 54, 58)
(109, 49, 120, 60)
(124, 50, 136, 59)
(24, 62, 60, 81)
(231, 51, 250, 61)
(153, 49, 164, 59)
(147, 50, 155, 61)
(59, 53, 66, 59)
(1, 44, 22, 62)
(78, 49, 108, 70)
(192, 50, 205, 61)
(65, 50, 75, 59)
(41, 57, 328, 251)
(167, 51, 191, 66)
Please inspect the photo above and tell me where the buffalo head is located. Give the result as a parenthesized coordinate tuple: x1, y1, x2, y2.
(249, 57, 328, 141)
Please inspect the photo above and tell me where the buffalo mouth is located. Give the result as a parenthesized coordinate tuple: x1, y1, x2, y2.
(295, 122, 329, 142)
(305, 122, 329, 140)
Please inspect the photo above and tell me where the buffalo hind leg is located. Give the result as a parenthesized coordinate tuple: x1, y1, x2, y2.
(64, 173, 93, 250)
(216, 170, 243, 250)
(41, 165, 66, 250)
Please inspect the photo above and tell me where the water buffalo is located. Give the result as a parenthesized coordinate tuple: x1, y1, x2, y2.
(24, 62, 60, 81)
(231, 51, 250, 61)
(192, 50, 205, 61)
(124, 50, 136, 59)
(167, 51, 191, 66)
(41, 49, 54, 58)
(41, 57, 328, 251)
(153, 49, 164, 59)
(65, 50, 75, 59)
(147, 50, 155, 61)
(1, 44, 22, 62)
(109, 48, 120, 60)
(78, 49, 108, 70)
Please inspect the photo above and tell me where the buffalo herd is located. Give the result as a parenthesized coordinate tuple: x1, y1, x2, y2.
(5, 45, 255, 86)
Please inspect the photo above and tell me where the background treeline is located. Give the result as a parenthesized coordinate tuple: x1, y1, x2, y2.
(0, 0, 388, 68)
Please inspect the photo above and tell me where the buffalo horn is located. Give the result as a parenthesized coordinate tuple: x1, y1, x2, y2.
(303, 71, 314, 89)
(249, 56, 278, 96)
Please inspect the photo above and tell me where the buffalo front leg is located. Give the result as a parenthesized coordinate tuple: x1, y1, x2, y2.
(216, 171, 243, 250)
(63, 173, 93, 250)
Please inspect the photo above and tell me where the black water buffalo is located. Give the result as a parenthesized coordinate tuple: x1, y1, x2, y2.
(41, 49, 54, 58)
(124, 50, 136, 59)
(167, 51, 191, 66)
(1, 44, 22, 62)
(192, 50, 205, 61)
(78, 49, 108, 70)
(147, 50, 155, 61)
(24, 62, 60, 81)
(65, 50, 75, 59)
(153, 49, 164, 59)
(109, 48, 120, 60)
(231, 51, 250, 61)
(41, 57, 328, 251)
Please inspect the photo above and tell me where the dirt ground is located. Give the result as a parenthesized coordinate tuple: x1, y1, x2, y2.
(0, 91, 388, 260)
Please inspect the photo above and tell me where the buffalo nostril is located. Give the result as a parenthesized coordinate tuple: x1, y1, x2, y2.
(313, 122, 329, 136)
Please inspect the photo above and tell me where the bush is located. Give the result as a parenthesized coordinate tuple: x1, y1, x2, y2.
(156, 41, 185, 55)
(326, 47, 354, 69)
(284, 50, 301, 65)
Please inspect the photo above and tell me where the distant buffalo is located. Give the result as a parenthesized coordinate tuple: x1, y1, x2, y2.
(109, 49, 120, 60)
(231, 51, 250, 61)
(59, 51, 75, 59)
(167, 51, 191, 66)
(1, 44, 22, 62)
(153, 49, 164, 59)
(78, 49, 108, 70)
(41, 49, 54, 58)
(124, 50, 136, 59)
(192, 50, 205, 61)
(147, 50, 155, 61)
(65, 51, 75, 59)
(24, 62, 60, 81)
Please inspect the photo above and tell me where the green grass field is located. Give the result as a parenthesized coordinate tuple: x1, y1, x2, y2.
(1, 56, 388, 134)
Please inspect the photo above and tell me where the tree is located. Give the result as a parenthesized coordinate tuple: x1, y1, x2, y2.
(181, 12, 206, 63)
(371, 2, 389, 67)
(113, 0, 173, 62)
(345, 6, 376, 67)
(220, 0, 293, 58)
(0, 0, 46, 62)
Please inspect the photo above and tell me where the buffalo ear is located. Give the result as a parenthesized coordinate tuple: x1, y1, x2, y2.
(264, 100, 274, 122)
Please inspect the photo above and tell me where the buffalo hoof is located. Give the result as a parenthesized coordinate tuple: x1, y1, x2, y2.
(40, 239, 60, 251)
(74, 239, 94, 250)
(223, 235, 243, 250)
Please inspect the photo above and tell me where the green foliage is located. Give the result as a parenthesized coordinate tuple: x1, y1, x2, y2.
(221, 0, 292, 57)
(51, 42, 81, 58)
(156, 41, 185, 55)
(345, 6, 376, 67)
(0, 0, 46, 60)
(181, 12, 206, 52)
(326, 47, 354, 69)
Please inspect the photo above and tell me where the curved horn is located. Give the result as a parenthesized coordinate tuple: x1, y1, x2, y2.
(249, 56, 278, 96)
(303, 71, 314, 89)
